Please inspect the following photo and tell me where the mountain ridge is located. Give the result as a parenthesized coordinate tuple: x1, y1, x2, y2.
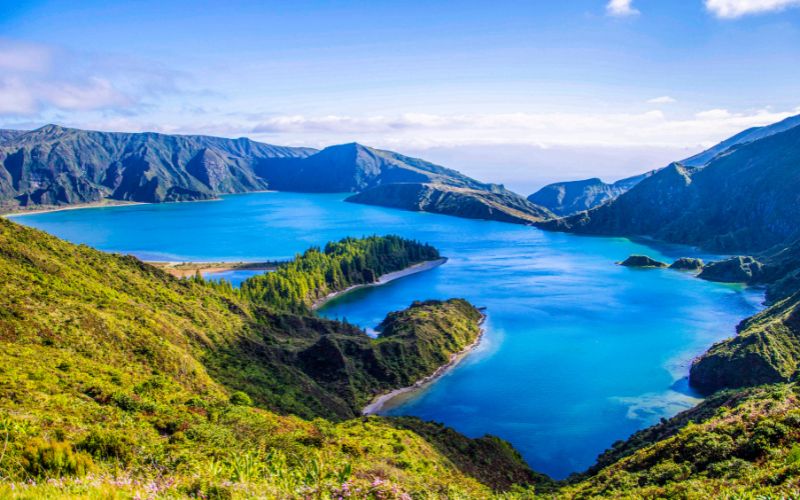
(0, 124, 553, 227)
(538, 122, 800, 253)
(528, 112, 800, 216)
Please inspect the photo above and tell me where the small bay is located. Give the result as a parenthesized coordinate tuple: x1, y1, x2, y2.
(10, 192, 762, 479)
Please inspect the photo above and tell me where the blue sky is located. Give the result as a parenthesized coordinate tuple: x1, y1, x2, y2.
(1, 0, 799, 191)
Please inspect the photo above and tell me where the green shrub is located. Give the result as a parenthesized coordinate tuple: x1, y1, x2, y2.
(20, 439, 94, 478)
(682, 432, 735, 469)
(786, 444, 800, 465)
(77, 429, 135, 464)
(741, 420, 790, 458)
(706, 458, 753, 479)
(644, 460, 689, 486)
(230, 391, 253, 406)
(111, 391, 141, 412)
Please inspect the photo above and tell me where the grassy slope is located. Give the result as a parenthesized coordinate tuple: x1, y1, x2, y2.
(690, 291, 800, 393)
(6, 213, 800, 498)
(561, 384, 800, 498)
(0, 218, 538, 497)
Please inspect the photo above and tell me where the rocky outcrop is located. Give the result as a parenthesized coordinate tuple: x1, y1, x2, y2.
(669, 257, 705, 271)
(346, 182, 554, 224)
(698, 256, 763, 283)
(618, 255, 668, 268)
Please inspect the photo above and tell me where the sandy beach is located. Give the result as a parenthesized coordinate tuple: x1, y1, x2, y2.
(2, 199, 148, 217)
(311, 257, 448, 309)
(1, 193, 244, 218)
(148, 260, 280, 278)
(362, 311, 487, 415)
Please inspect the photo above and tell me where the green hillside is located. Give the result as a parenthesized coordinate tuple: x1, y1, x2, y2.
(4, 186, 800, 497)
(562, 384, 800, 498)
(0, 218, 541, 497)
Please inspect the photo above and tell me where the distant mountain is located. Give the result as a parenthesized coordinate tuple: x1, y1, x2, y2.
(529, 113, 800, 216)
(347, 182, 554, 224)
(0, 124, 315, 207)
(0, 129, 24, 146)
(527, 172, 654, 217)
(0, 125, 554, 225)
(258, 142, 492, 193)
(681, 113, 800, 167)
(539, 122, 800, 253)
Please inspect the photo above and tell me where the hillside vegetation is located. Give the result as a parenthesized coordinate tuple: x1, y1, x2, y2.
(0, 218, 545, 497)
(690, 291, 800, 393)
(529, 113, 800, 217)
(562, 384, 800, 498)
(542, 123, 800, 253)
(239, 235, 439, 312)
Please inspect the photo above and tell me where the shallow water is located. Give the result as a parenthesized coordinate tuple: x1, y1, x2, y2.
(11, 192, 763, 479)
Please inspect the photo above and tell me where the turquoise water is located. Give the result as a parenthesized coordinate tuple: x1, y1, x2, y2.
(203, 269, 266, 287)
(10, 192, 762, 479)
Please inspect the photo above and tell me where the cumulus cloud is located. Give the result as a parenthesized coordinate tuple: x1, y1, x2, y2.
(647, 96, 677, 104)
(606, 0, 640, 17)
(705, 0, 800, 18)
(240, 107, 800, 150)
(0, 40, 179, 116)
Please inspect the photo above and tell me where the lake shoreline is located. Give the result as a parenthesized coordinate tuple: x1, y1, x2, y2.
(1, 191, 286, 217)
(362, 311, 487, 415)
(148, 260, 281, 278)
(312, 257, 448, 310)
(2, 199, 149, 217)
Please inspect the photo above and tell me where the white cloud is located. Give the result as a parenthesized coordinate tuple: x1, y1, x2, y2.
(234, 107, 800, 151)
(647, 96, 677, 104)
(705, 0, 800, 18)
(0, 42, 51, 72)
(0, 40, 179, 116)
(606, 0, 640, 17)
(694, 108, 733, 119)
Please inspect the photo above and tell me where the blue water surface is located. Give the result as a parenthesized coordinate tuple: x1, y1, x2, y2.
(10, 192, 763, 479)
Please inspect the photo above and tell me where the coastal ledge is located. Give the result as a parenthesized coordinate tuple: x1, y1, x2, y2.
(312, 257, 448, 310)
(362, 308, 487, 415)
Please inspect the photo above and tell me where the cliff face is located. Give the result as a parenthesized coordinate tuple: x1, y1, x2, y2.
(346, 182, 554, 224)
(540, 124, 800, 253)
